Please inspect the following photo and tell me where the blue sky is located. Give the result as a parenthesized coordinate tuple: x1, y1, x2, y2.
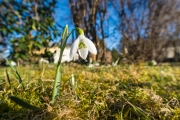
(0, 0, 121, 59)
(54, 0, 121, 50)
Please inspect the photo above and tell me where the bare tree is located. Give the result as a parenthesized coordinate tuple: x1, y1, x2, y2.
(68, 0, 109, 63)
(111, 0, 180, 62)
(0, 0, 59, 62)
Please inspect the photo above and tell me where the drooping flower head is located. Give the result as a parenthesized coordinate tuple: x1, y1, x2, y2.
(70, 27, 97, 59)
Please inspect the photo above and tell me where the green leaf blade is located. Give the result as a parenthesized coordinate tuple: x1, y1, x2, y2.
(8, 95, 41, 111)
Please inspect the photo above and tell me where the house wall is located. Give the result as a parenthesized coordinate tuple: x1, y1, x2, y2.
(162, 46, 180, 62)
(33, 46, 79, 63)
(166, 47, 175, 59)
(53, 46, 79, 63)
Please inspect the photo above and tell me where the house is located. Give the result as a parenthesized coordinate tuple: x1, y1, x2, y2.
(161, 40, 180, 62)
(33, 45, 79, 64)
(51, 45, 79, 63)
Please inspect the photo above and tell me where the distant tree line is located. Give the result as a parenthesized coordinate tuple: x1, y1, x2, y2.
(111, 0, 180, 62)
(0, 0, 59, 63)
(1, 0, 180, 63)
(68, 0, 109, 63)
(69, 0, 180, 62)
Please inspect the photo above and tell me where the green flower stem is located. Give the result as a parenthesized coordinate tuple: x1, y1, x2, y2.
(51, 26, 77, 103)
(52, 45, 64, 103)
(52, 64, 61, 103)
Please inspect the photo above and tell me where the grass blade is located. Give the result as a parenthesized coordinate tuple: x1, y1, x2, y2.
(5, 58, 16, 71)
(6, 69, 11, 88)
(15, 71, 24, 89)
(8, 95, 41, 111)
(5, 58, 24, 89)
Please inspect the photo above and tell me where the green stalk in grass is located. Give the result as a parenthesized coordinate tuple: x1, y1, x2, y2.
(5, 58, 24, 90)
(52, 25, 76, 103)
(6, 69, 11, 88)
(51, 25, 97, 103)
(51, 25, 68, 103)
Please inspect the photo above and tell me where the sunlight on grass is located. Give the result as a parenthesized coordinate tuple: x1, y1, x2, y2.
(0, 64, 180, 119)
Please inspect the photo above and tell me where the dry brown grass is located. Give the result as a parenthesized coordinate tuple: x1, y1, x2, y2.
(0, 63, 180, 119)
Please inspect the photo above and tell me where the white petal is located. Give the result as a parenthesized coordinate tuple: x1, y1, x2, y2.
(70, 38, 79, 59)
(78, 48, 88, 59)
(83, 37, 97, 55)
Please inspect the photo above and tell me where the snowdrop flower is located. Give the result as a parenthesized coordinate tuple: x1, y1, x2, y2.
(6, 60, 17, 66)
(70, 74, 75, 86)
(70, 74, 77, 90)
(70, 27, 97, 59)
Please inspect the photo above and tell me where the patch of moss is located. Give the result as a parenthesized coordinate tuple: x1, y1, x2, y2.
(0, 64, 180, 119)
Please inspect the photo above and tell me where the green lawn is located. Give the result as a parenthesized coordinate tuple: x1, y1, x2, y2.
(0, 63, 180, 120)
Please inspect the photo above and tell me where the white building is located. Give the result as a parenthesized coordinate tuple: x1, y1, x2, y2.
(35, 45, 79, 64)
(51, 46, 79, 64)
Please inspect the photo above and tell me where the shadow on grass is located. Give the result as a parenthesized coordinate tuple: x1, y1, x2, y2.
(0, 101, 58, 120)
